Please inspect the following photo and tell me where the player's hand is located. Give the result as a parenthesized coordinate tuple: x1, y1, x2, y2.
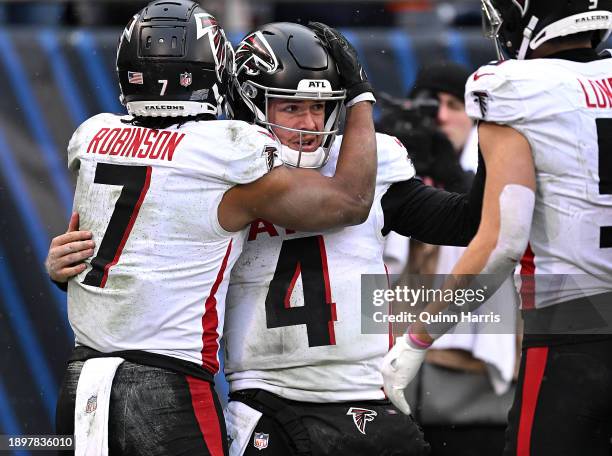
(45, 212, 95, 282)
(381, 335, 427, 415)
(308, 21, 374, 105)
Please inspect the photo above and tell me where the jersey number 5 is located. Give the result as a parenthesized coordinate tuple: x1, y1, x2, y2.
(265, 236, 337, 347)
(597, 119, 612, 249)
(82, 163, 152, 288)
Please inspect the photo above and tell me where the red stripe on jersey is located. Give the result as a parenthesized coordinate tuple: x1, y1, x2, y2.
(185, 376, 224, 456)
(516, 347, 549, 456)
(258, 130, 276, 141)
(519, 243, 536, 310)
(317, 235, 337, 344)
(284, 262, 301, 309)
(201, 239, 233, 374)
(100, 165, 151, 288)
(384, 264, 393, 350)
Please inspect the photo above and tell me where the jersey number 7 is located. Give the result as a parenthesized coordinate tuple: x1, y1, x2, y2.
(82, 163, 152, 288)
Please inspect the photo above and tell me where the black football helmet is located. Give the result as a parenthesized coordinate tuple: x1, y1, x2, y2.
(229, 22, 346, 168)
(481, 0, 612, 60)
(116, 0, 233, 117)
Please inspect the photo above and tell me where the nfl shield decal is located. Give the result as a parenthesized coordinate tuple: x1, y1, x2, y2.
(253, 432, 269, 450)
(180, 72, 192, 88)
(85, 395, 97, 414)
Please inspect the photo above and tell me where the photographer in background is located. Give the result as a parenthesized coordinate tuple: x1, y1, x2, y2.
(412, 61, 478, 172)
(380, 61, 518, 456)
(377, 61, 476, 276)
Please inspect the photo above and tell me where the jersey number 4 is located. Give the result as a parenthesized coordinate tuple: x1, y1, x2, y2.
(265, 236, 337, 347)
(597, 119, 612, 249)
(82, 163, 152, 288)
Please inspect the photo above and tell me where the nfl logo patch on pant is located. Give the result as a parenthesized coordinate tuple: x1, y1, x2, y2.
(253, 432, 269, 450)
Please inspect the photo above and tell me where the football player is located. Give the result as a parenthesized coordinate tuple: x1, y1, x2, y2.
(48, 2, 378, 455)
(48, 22, 487, 456)
(219, 22, 488, 456)
(382, 1, 612, 455)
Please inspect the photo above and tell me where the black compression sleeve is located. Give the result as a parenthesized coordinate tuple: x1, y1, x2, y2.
(381, 152, 486, 246)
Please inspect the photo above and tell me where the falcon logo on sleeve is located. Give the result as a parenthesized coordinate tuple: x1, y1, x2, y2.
(347, 407, 377, 435)
(262, 145, 278, 171)
(473, 91, 490, 119)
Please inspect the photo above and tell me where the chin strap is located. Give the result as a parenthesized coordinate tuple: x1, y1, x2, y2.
(517, 16, 540, 60)
(278, 144, 328, 168)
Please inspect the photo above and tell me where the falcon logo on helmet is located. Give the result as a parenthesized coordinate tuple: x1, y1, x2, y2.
(511, 0, 529, 16)
(122, 14, 138, 43)
(235, 31, 279, 76)
(194, 13, 218, 40)
(194, 13, 228, 83)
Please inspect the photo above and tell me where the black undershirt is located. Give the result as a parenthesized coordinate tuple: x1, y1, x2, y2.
(381, 151, 485, 246)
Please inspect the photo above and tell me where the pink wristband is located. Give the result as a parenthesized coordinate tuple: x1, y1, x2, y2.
(407, 330, 432, 349)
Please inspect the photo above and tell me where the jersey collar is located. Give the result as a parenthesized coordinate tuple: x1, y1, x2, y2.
(543, 47, 608, 62)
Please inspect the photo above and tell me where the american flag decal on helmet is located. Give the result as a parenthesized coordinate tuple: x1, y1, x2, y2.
(128, 71, 143, 85)
(347, 407, 377, 435)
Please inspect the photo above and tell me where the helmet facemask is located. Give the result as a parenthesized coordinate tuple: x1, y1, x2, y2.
(239, 79, 345, 168)
(481, 0, 507, 59)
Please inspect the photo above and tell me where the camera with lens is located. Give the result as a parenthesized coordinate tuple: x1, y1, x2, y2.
(376, 91, 467, 190)
(376, 91, 439, 134)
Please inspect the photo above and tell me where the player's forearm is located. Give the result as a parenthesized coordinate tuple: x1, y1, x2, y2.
(241, 166, 370, 231)
(333, 101, 377, 217)
(270, 176, 371, 230)
(408, 238, 495, 345)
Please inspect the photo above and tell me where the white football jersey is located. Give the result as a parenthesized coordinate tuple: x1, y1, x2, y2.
(223, 133, 415, 402)
(465, 52, 612, 308)
(67, 113, 279, 373)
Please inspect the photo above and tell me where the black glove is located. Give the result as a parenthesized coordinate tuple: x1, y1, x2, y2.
(399, 127, 474, 193)
(308, 21, 373, 104)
